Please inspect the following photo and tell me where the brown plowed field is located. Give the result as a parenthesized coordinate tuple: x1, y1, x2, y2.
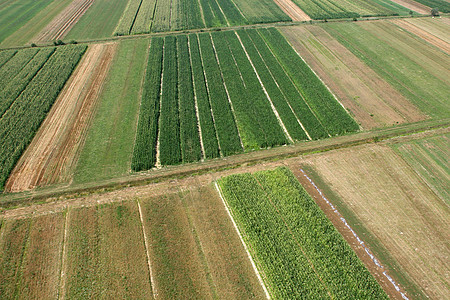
(272, 0, 311, 21)
(5, 43, 117, 193)
(282, 25, 426, 129)
(299, 144, 450, 299)
(31, 0, 95, 43)
(391, 19, 450, 53)
(389, 0, 431, 14)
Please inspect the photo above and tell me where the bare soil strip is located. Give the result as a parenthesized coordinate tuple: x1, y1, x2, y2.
(31, 0, 95, 43)
(389, 0, 431, 14)
(299, 144, 449, 299)
(272, 0, 311, 21)
(282, 25, 426, 129)
(5, 43, 117, 193)
(391, 19, 450, 53)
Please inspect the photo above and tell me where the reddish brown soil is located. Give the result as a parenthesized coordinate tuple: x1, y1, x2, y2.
(392, 19, 450, 53)
(5, 43, 117, 193)
(389, 0, 431, 14)
(32, 0, 95, 43)
(272, 0, 311, 21)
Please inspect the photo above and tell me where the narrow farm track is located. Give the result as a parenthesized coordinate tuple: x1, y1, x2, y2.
(31, 0, 95, 43)
(391, 19, 450, 54)
(5, 43, 117, 193)
(272, 0, 311, 21)
(388, 0, 431, 14)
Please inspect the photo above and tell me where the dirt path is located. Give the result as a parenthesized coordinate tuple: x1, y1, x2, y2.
(282, 25, 427, 129)
(272, 0, 311, 21)
(391, 19, 450, 53)
(389, 0, 430, 14)
(5, 43, 117, 193)
(31, 0, 95, 43)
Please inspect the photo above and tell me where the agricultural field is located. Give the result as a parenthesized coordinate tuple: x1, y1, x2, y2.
(74, 39, 149, 184)
(132, 28, 358, 171)
(5, 43, 117, 193)
(0, 0, 54, 44)
(319, 20, 450, 120)
(390, 133, 449, 204)
(413, 0, 450, 12)
(298, 143, 450, 299)
(0, 45, 86, 192)
(281, 24, 427, 129)
(114, 0, 291, 35)
(0, 184, 266, 299)
(290, 0, 415, 19)
(217, 167, 387, 298)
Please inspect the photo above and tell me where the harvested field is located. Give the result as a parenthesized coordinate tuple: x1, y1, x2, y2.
(299, 144, 450, 299)
(272, 0, 311, 21)
(0, 213, 64, 299)
(5, 43, 117, 192)
(391, 18, 450, 53)
(388, 0, 431, 14)
(282, 25, 426, 129)
(31, 0, 95, 43)
(391, 133, 449, 204)
(140, 184, 266, 299)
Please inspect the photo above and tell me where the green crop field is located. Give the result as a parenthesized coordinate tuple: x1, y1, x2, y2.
(0, 0, 54, 44)
(217, 167, 387, 298)
(132, 28, 358, 171)
(114, 0, 290, 35)
(392, 133, 449, 204)
(414, 0, 450, 12)
(0, 45, 86, 191)
(74, 39, 149, 184)
(65, 0, 129, 40)
(322, 21, 450, 119)
(291, 0, 414, 19)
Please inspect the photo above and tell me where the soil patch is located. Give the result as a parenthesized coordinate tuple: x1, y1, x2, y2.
(272, 0, 311, 21)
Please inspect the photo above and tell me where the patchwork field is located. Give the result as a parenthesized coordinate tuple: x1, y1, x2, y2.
(282, 24, 426, 129)
(5, 43, 117, 193)
(132, 28, 358, 171)
(298, 143, 450, 299)
(321, 20, 450, 119)
(0, 184, 266, 299)
(217, 167, 387, 298)
(0, 45, 86, 192)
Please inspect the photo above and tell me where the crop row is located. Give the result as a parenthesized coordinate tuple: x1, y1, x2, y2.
(0, 45, 86, 191)
(114, 0, 292, 36)
(259, 28, 359, 136)
(217, 167, 388, 298)
(132, 29, 359, 170)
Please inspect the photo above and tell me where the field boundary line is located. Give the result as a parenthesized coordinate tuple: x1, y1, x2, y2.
(57, 207, 70, 300)
(209, 33, 245, 151)
(299, 169, 409, 300)
(256, 29, 331, 137)
(130, 0, 145, 34)
(253, 175, 333, 298)
(196, 34, 222, 156)
(187, 37, 206, 160)
(248, 31, 311, 140)
(235, 31, 293, 143)
(196, 0, 206, 27)
(214, 182, 271, 299)
(136, 199, 157, 298)
(228, 0, 248, 23)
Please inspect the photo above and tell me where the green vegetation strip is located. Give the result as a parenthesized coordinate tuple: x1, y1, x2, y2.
(217, 167, 387, 298)
(0, 45, 86, 191)
(414, 0, 450, 12)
